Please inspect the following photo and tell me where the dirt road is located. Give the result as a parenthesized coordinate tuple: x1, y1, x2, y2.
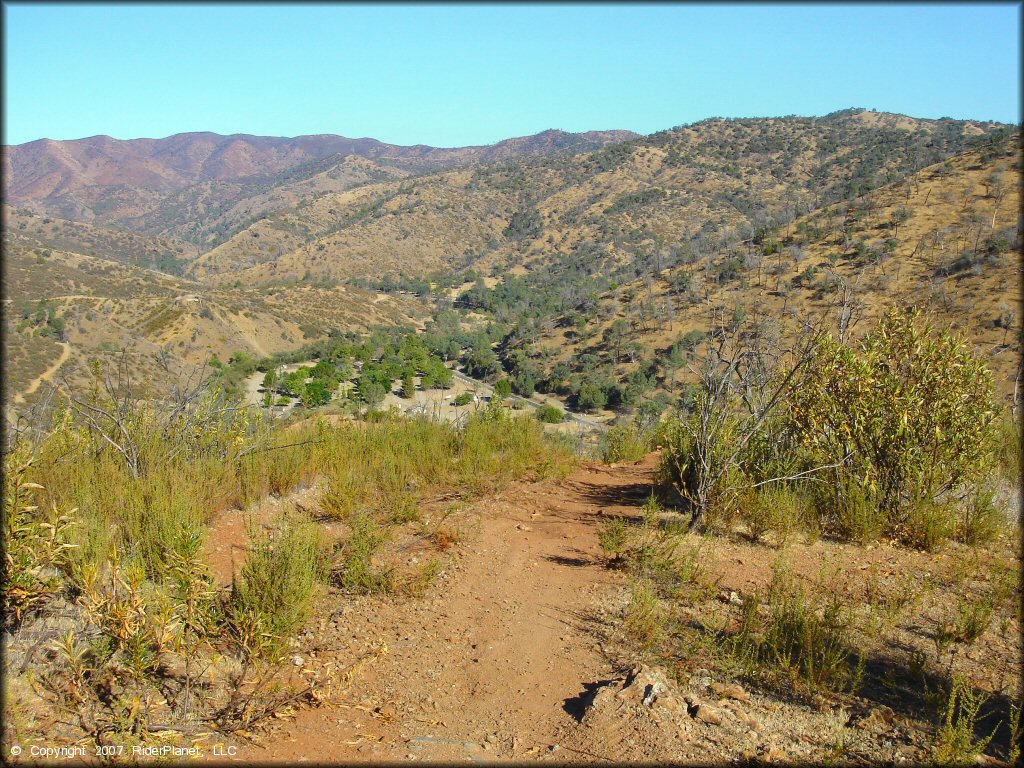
(233, 456, 660, 763)
(13, 342, 70, 404)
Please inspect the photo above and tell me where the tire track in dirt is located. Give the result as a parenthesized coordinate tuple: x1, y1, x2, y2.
(232, 456, 660, 763)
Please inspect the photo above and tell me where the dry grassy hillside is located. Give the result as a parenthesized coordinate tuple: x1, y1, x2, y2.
(183, 111, 1010, 287)
(526, 140, 1022, 403)
(2, 205, 199, 273)
(119, 153, 415, 246)
(188, 170, 517, 283)
(2, 129, 637, 247)
(3, 238, 427, 414)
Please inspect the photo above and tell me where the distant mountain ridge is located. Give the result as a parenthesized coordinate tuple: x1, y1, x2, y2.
(2, 128, 639, 210)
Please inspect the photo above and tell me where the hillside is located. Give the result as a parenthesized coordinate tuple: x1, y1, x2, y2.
(182, 111, 1012, 286)
(2, 128, 638, 246)
(3, 110, 1019, 422)
(2, 222, 428, 413)
(2, 204, 200, 273)
(511, 139, 1022, 411)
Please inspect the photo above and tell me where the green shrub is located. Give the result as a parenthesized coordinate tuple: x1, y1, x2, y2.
(791, 308, 998, 546)
(623, 579, 663, 648)
(814, 473, 887, 545)
(746, 485, 804, 546)
(229, 512, 330, 659)
(3, 452, 78, 630)
(600, 423, 650, 463)
(493, 378, 512, 400)
(536, 404, 564, 423)
(335, 513, 391, 594)
(732, 564, 863, 697)
(453, 392, 473, 406)
(597, 516, 629, 563)
(932, 675, 997, 764)
(956, 482, 1003, 545)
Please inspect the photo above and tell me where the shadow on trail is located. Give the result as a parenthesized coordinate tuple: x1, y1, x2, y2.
(544, 553, 596, 568)
(562, 678, 620, 722)
(569, 479, 655, 510)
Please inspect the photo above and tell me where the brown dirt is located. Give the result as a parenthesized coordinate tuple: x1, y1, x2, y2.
(225, 456, 659, 764)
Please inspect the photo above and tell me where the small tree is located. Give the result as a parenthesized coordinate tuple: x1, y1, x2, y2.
(660, 311, 825, 530)
(401, 372, 416, 399)
(493, 378, 512, 400)
(302, 379, 331, 408)
(576, 383, 607, 413)
(537, 404, 564, 423)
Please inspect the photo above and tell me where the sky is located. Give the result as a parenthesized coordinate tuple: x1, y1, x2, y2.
(3, 3, 1020, 146)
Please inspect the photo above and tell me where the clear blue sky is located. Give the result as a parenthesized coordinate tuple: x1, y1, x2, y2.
(3, 3, 1019, 146)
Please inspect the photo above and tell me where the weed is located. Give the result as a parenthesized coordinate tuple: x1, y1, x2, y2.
(1006, 700, 1021, 765)
(956, 481, 1003, 545)
(641, 493, 661, 529)
(905, 497, 957, 551)
(747, 484, 804, 547)
(932, 674, 997, 764)
(993, 410, 1021, 485)
(388, 491, 420, 524)
(318, 412, 569, 518)
(597, 516, 629, 565)
(815, 472, 886, 545)
(397, 558, 443, 597)
(334, 513, 392, 594)
(732, 564, 863, 697)
(430, 526, 461, 551)
(623, 578, 663, 648)
(228, 511, 330, 659)
(936, 590, 995, 647)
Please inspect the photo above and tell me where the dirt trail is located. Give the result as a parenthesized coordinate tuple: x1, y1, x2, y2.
(234, 456, 660, 764)
(14, 342, 70, 404)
